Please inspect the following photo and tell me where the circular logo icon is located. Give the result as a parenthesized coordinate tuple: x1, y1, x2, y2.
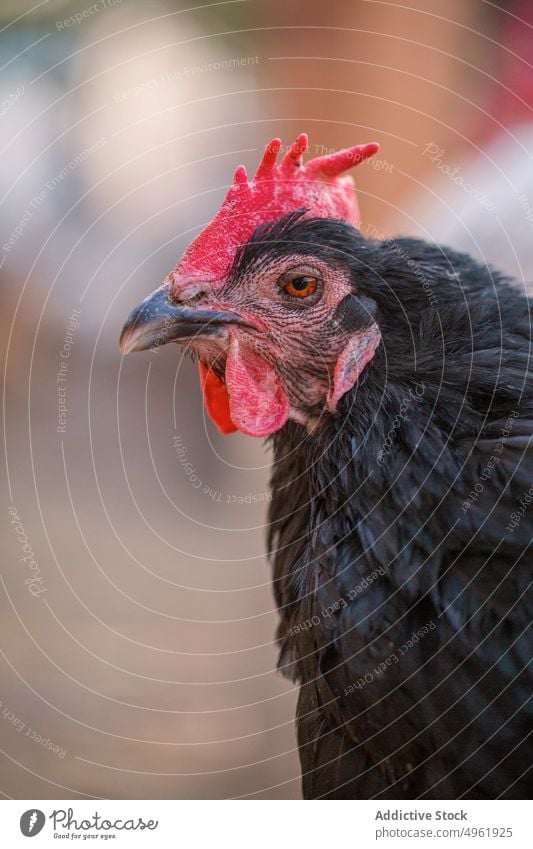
(20, 810, 46, 837)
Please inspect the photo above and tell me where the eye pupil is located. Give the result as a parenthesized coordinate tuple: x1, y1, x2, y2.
(292, 277, 310, 290)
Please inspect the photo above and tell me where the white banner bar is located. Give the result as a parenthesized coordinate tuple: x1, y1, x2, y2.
(0, 799, 530, 848)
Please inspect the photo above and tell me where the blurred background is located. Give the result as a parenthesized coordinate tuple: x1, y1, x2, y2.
(1, 0, 532, 799)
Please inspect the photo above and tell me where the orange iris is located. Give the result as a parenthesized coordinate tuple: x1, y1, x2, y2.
(284, 276, 318, 298)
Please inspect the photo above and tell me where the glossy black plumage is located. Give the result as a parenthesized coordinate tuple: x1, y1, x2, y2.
(246, 214, 533, 799)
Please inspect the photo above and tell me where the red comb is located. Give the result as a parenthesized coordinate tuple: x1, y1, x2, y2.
(170, 133, 379, 288)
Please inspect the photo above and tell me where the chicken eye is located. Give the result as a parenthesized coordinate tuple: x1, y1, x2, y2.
(284, 275, 319, 298)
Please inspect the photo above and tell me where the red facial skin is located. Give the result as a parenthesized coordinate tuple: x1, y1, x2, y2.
(176, 254, 381, 437)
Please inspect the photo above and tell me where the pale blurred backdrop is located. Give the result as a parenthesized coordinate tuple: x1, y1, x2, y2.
(1, 0, 532, 799)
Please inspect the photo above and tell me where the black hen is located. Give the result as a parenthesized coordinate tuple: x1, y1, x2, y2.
(264, 215, 533, 798)
(120, 211, 533, 799)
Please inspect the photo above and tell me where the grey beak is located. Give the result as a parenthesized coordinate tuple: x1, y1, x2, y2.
(119, 284, 250, 354)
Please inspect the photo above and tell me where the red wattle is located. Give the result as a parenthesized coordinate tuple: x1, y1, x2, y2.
(198, 362, 237, 434)
(224, 338, 289, 438)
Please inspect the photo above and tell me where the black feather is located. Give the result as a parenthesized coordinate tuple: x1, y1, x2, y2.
(244, 214, 533, 799)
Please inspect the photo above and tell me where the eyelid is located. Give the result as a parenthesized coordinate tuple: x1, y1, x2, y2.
(281, 264, 322, 280)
